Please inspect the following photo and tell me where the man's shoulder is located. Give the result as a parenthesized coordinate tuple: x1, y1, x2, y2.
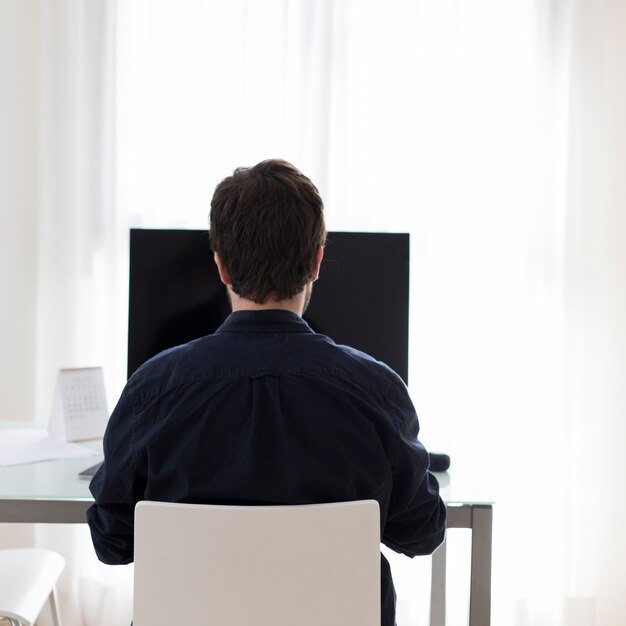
(127, 334, 220, 394)
(307, 335, 408, 398)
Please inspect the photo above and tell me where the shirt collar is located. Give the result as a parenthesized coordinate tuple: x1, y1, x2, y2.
(214, 309, 315, 334)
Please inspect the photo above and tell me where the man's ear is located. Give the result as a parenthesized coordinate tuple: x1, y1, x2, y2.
(311, 247, 324, 281)
(213, 252, 232, 286)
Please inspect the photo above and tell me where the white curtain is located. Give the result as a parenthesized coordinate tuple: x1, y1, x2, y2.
(32, 0, 626, 624)
(560, 1, 626, 623)
(35, 1, 133, 624)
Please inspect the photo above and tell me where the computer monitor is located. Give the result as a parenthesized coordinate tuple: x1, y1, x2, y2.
(128, 229, 410, 382)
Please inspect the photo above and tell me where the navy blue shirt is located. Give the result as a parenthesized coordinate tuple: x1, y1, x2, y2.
(87, 310, 445, 625)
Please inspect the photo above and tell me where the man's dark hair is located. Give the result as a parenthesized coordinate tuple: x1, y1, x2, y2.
(209, 159, 327, 304)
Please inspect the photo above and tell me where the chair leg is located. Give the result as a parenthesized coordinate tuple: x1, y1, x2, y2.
(48, 585, 63, 626)
(0, 586, 63, 626)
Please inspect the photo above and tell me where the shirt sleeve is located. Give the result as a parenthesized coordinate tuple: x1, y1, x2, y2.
(86, 382, 146, 565)
(381, 386, 447, 557)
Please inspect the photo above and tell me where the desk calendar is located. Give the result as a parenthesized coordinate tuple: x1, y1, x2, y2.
(48, 367, 109, 442)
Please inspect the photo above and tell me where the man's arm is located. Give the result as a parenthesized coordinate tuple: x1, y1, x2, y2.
(86, 384, 145, 564)
(381, 387, 447, 556)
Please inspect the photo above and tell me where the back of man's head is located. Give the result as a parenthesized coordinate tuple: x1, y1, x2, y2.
(209, 159, 326, 304)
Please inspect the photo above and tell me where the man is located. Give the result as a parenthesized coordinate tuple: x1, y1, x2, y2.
(87, 159, 446, 625)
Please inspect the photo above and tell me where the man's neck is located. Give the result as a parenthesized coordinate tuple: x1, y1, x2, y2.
(227, 287, 308, 317)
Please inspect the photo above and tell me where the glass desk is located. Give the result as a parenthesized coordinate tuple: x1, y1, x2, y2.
(0, 435, 492, 626)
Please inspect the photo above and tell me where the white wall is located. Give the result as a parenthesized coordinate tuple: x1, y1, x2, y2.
(0, 0, 41, 423)
(0, 0, 42, 546)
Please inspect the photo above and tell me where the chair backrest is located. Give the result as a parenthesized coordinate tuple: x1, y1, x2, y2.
(0, 548, 65, 626)
(134, 499, 380, 626)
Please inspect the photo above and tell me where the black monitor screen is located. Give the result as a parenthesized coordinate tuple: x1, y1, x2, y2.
(128, 229, 410, 382)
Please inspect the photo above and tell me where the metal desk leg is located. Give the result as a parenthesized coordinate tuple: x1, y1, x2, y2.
(430, 537, 447, 626)
(469, 505, 492, 626)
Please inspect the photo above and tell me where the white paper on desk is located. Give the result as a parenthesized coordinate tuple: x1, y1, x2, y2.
(0, 428, 98, 467)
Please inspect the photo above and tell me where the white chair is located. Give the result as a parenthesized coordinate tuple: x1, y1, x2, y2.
(0, 548, 65, 626)
(134, 500, 380, 626)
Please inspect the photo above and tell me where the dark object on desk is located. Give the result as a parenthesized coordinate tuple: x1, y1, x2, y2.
(428, 452, 450, 472)
(78, 462, 103, 480)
